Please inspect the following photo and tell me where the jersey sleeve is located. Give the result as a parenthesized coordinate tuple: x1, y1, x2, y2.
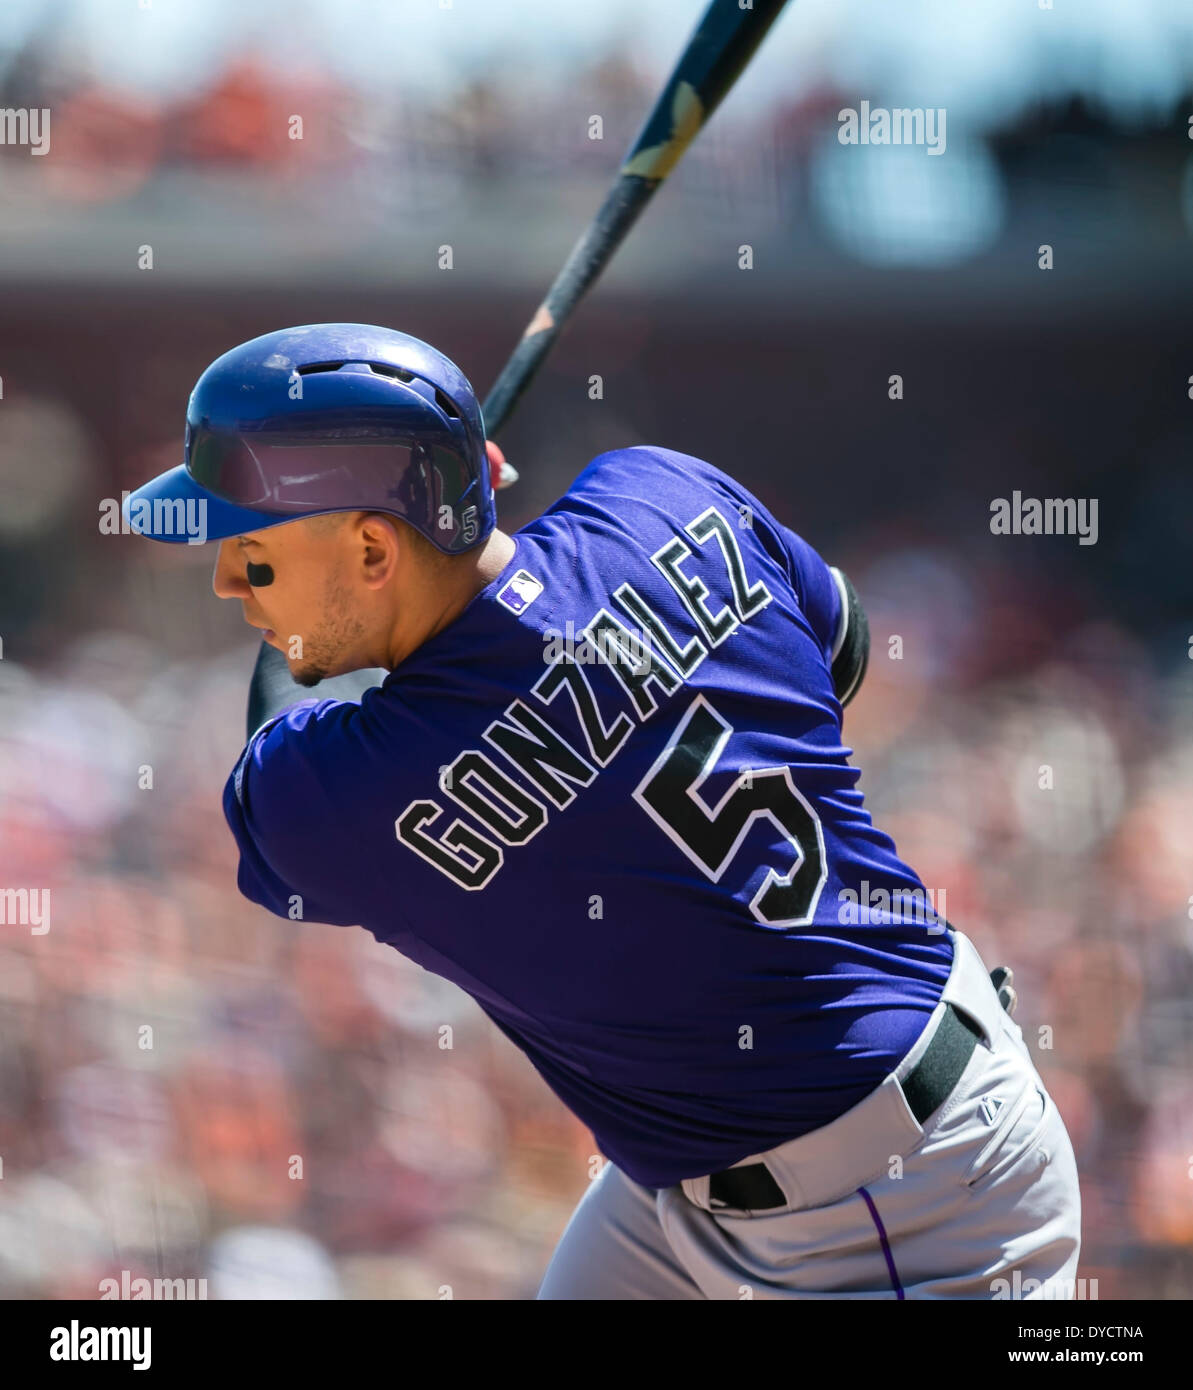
(222, 697, 369, 927)
(772, 522, 846, 665)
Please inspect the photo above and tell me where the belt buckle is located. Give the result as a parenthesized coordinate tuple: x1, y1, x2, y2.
(707, 1162, 787, 1212)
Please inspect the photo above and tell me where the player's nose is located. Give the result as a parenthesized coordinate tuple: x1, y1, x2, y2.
(212, 539, 252, 599)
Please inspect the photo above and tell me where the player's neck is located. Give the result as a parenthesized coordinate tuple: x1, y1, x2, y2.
(386, 529, 516, 668)
(472, 528, 518, 590)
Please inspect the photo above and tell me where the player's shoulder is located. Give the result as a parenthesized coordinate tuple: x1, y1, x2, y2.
(223, 693, 393, 926)
(564, 443, 746, 500)
(547, 444, 771, 540)
(227, 690, 379, 822)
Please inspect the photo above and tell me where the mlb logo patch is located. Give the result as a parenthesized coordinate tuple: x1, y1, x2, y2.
(497, 569, 544, 615)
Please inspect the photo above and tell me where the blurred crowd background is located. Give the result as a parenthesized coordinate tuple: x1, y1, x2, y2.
(0, 0, 1191, 1299)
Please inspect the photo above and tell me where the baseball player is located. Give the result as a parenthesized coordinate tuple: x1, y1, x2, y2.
(126, 323, 1081, 1300)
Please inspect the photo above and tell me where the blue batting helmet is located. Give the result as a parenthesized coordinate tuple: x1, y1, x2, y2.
(124, 323, 495, 553)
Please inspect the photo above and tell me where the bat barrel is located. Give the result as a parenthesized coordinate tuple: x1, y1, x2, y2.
(621, 0, 790, 178)
(482, 0, 793, 440)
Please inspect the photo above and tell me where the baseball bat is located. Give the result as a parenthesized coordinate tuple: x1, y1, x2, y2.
(481, 0, 791, 445)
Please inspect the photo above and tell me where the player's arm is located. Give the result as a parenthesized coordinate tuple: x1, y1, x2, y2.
(762, 510, 871, 709)
(227, 672, 376, 927)
(246, 640, 388, 741)
(827, 566, 870, 708)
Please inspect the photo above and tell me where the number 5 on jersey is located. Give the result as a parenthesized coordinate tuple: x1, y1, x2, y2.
(633, 694, 827, 927)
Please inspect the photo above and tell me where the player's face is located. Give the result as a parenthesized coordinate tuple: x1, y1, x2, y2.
(212, 517, 371, 686)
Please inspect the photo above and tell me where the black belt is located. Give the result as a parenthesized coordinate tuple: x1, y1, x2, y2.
(707, 1002, 984, 1213)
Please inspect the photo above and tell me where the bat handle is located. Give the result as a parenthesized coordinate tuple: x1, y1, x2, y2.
(482, 325, 558, 439)
(482, 175, 657, 439)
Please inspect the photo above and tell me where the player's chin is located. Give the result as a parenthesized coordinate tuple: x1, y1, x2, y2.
(291, 663, 330, 689)
(294, 661, 332, 683)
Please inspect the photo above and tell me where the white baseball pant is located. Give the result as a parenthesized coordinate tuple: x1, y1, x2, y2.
(538, 931, 1082, 1300)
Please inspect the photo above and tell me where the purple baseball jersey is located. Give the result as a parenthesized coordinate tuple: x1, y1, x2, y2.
(224, 446, 953, 1187)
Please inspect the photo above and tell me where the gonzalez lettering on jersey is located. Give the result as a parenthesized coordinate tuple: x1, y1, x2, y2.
(396, 500, 829, 930)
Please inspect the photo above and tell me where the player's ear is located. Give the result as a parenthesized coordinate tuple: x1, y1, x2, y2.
(357, 512, 401, 587)
(486, 438, 518, 491)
